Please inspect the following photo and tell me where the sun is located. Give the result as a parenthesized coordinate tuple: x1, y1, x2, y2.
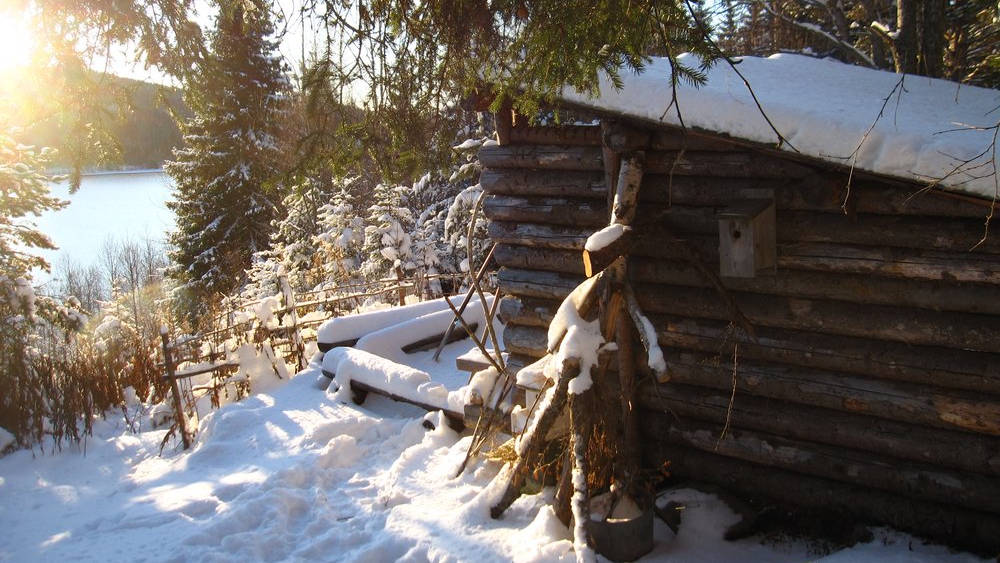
(0, 10, 35, 73)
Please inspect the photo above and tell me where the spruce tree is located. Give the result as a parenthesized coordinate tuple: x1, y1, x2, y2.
(314, 178, 365, 284)
(270, 178, 328, 290)
(165, 0, 288, 310)
(361, 183, 415, 282)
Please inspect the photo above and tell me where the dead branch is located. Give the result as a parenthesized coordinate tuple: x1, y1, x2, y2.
(490, 357, 580, 518)
(759, 1, 878, 68)
(684, 0, 800, 153)
(715, 343, 740, 450)
(432, 242, 497, 361)
(833, 75, 907, 213)
(911, 122, 999, 250)
(468, 191, 505, 371)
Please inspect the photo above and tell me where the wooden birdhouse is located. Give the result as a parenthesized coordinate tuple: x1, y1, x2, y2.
(717, 194, 776, 278)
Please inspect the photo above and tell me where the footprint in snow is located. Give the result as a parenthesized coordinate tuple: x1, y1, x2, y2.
(178, 498, 220, 520)
(213, 482, 248, 502)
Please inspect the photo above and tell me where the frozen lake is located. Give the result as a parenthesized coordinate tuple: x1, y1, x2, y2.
(34, 170, 175, 283)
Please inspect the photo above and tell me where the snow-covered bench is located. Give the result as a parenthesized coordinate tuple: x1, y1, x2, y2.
(316, 297, 460, 351)
(353, 297, 492, 363)
(321, 347, 466, 430)
(317, 295, 500, 428)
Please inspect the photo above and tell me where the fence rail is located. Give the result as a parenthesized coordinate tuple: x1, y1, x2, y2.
(160, 272, 468, 448)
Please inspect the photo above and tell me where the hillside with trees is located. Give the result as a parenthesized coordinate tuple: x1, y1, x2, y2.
(20, 74, 188, 171)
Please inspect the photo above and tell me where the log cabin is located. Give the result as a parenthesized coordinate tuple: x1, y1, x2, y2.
(480, 54, 1000, 553)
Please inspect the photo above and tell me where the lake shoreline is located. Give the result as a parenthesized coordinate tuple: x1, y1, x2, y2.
(82, 168, 164, 177)
(46, 168, 166, 178)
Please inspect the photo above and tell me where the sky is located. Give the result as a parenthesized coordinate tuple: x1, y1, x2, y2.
(0, 1, 318, 86)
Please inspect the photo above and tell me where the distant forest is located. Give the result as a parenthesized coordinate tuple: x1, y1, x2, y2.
(26, 75, 188, 171)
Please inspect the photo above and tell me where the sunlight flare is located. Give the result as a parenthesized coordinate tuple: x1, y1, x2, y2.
(0, 11, 34, 72)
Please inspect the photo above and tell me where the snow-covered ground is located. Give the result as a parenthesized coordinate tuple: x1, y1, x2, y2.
(0, 342, 989, 562)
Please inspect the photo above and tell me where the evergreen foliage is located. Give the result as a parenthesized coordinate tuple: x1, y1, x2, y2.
(362, 182, 415, 281)
(240, 176, 332, 300)
(269, 179, 329, 289)
(166, 0, 289, 310)
(313, 178, 365, 284)
(0, 131, 65, 281)
(0, 130, 94, 448)
(714, 1, 1000, 88)
(414, 117, 493, 280)
(297, 1, 724, 182)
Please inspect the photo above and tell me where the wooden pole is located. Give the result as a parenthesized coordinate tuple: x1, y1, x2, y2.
(491, 357, 580, 518)
(279, 274, 307, 372)
(554, 449, 574, 526)
(394, 265, 407, 306)
(568, 383, 595, 555)
(161, 329, 191, 450)
(495, 99, 513, 145)
(431, 243, 496, 362)
(615, 293, 642, 499)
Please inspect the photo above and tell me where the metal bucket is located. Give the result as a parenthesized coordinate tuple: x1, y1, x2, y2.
(587, 504, 655, 562)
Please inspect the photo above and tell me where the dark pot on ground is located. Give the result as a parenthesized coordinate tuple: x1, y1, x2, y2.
(587, 502, 655, 561)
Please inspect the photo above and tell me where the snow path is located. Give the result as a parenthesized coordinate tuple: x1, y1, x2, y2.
(0, 359, 576, 562)
(0, 360, 989, 561)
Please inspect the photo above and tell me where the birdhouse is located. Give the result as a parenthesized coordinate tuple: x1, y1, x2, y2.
(718, 196, 776, 278)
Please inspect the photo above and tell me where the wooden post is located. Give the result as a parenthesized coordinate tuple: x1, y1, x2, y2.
(601, 121, 622, 211)
(610, 153, 645, 225)
(279, 274, 307, 372)
(616, 294, 642, 497)
(601, 125, 648, 505)
(394, 265, 407, 306)
(491, 357, 580, 518)
(496, 99, 513, 145)
(161, 328, 191, 450)
(554, 449, 574, 526)
(569, 383, 595, 555)
(492, 271, 609, 518)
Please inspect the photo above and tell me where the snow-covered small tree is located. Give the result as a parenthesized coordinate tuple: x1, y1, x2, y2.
(314, 178, 365, 285)
(166, 0, 288, 313)
(268, 177, 332, 290)
(275, 189, 319, 289)
(362, 183, 415, 283)
(413, 118, 491, 278)
(239, 249, 282, 302)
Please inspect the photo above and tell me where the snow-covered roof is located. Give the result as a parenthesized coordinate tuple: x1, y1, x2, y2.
(562, 54, 1000, 201)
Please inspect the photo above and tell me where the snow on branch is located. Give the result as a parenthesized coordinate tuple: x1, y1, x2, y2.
(760, 1, 877, 69)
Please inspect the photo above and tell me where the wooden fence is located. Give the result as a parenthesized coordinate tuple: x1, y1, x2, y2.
(160, 272, 466, 449)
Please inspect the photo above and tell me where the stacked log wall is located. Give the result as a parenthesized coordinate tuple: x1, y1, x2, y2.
(481, 123, 1000, 553)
